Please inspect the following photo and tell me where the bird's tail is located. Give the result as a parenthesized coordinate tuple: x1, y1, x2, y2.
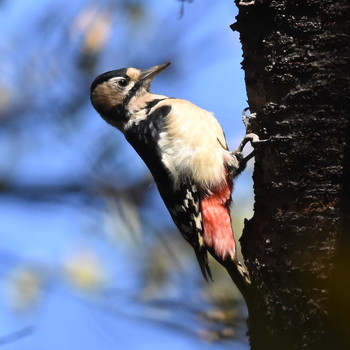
(223, 259, 252, 302)
(194, 247, 213, 282)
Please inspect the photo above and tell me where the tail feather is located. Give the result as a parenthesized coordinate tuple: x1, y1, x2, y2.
(223, 259, 252, 302)
(194, 247, 213, 282)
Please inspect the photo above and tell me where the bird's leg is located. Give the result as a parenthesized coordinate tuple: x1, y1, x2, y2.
(223, 109, 266, 299)
(231, 109, 264, 175)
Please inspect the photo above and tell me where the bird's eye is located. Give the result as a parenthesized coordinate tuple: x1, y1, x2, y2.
(118, 79, 128, 87)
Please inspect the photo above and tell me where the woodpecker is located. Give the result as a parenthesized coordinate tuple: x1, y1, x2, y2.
(90, 62, 254, 294)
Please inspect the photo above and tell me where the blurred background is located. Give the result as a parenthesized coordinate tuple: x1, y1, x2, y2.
(0, 0, 254, 349)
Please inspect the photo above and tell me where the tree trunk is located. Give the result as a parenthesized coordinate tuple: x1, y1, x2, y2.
(232, 0, 350, 349)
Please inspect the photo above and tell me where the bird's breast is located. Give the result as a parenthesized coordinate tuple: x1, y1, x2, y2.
(156, 99, 236, 191)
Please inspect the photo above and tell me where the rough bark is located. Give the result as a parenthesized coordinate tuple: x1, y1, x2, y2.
(232, 0, 350, 349)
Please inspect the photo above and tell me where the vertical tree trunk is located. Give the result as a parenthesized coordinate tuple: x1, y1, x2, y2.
(232, 1, 350, 349)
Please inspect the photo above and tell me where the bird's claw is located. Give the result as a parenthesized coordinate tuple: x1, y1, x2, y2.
(242, 107, 256, 134)
(231, 108, 268, 173)
(235, 109, 260, 155)
(237, 261, 251, 285)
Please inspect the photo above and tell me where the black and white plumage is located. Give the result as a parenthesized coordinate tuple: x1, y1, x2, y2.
(90, 63, 252, 291)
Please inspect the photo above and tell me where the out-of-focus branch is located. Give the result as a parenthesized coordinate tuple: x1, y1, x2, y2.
(0, 176, 153, 204)
(0, 326, 34, 346)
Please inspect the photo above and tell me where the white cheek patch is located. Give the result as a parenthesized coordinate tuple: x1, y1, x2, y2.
(126, 81, 135, 91)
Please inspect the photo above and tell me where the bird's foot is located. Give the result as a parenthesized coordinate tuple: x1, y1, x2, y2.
(231, 108, 269, 174)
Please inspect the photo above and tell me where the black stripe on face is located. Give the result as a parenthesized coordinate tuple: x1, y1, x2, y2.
(123, 81, 144, 106)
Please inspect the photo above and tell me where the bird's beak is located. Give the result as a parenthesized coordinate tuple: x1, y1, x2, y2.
(140, 62, 171, 84)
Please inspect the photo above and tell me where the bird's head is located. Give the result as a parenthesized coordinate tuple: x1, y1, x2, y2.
(90, 62, 170, 130)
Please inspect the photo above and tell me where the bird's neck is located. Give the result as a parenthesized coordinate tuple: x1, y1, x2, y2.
(127, 92, 168, 116)
(120, 92, 168, 132)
